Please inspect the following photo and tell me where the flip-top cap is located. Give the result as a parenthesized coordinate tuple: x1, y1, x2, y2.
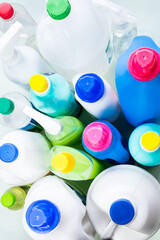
(29, 74, 49, 93)
(0, 3, 14, 20)
(141, 131, 160, 152)
(47, 0, 71, 20)
(52, 152, 75, 173)
(75, 73, 104, 103)
(1, 192, 16, 207)
(0, 98, 14, 115)
(110, 199, 135, 225)
(0, 143, 18, 163)
(26, 200, 60, 234)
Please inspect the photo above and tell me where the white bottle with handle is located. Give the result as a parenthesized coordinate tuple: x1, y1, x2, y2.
(0, 21, 52, 89)
(0, 130, 51, 186)
(73, 73, 120, 122)
(87, 165, 160, 240)
(23, 175, 95, 240)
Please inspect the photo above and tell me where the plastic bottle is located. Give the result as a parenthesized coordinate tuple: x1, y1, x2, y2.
(48, 145, 106, 181)
(30, 73, 81, 117)
(23, 175, 95, 240)
(129, 123, 160, 166)
(73, 73, 120, 122)
(36, 0, 136, 81)
(0, 92, 40, 131)
(1, 185, 30, 210)
(0, 21, 52, 89)
(116, 36, 160, 127)
(82, 121, 130, 164)
(0, 2, 36, 47)
(23, 106, 84, 145)
(0, 130, 51, 186)
(87, 165, 160, 240)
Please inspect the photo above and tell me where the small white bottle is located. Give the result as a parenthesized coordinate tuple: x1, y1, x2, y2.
(73, 73, 120, 122)
(23, 175, 95, 240)
(0, 92, 40, 130)
(0, 21, 52, 89)
(0, 130, 51, 186)
(87, 165, 160, 240)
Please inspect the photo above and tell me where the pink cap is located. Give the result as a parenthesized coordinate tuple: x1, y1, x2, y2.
(83, 122, 113, 152)
(128, 48, 160, 82)
(0, 3, 14, 20)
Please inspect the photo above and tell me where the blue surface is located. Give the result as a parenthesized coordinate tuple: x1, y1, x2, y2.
(0, 143, 18, 163)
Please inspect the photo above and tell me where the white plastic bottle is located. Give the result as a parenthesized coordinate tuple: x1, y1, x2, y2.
(73, 73, 120, 122)
(0, 130, 51, 186)
(0, 2, 36, 47)
(0, 21, 52, 89)
(0, 92, 40, 130)
(23, 175, 95, 240)
(87, 165, 160, 240)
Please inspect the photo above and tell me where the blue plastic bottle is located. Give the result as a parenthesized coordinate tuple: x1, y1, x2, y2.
(129, 123, 160, 166)
(30, 73, 81, 117)
(116, 36, 160, 127)
(82, 121, 130, 164)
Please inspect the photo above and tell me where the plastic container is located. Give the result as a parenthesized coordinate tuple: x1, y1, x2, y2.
(48, 145, 106, 181)
(129, 123, 160, 166)
(0, 130, 51, 186)
(30, 73, 81, 117)
(1, 185, 30, 210)
(0, 92, 40, 130)
(0, 2, 36, 47)
(82, 121, 130, 164)
(87, 165, 160, 240)
(23, 175, 95, 240)
(23, 106, 84, 145)
(0, 21, 52, 89)
(73, 73, 120, 122)
(116, 36, 160, 127)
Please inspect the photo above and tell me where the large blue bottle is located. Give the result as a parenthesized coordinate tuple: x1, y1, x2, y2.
(116, 36, 160, 127)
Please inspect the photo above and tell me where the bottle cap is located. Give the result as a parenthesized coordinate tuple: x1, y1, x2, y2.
(128, 48, 160, 81)
(29, 74, 49, 93)
(52, 152, 75, 173)
(0, 98, 14, 115)
(141, 131, 160, 152)
(110, 199, 135, 225)
(1, 192, 16, 207)
(75, 73, 104, 103)
(26, 200, 60, 234)
(83, 122, 113, 152)
(0, 143, 18, 163)
(47, 0, 71, 20)
(0, 3, 14, 20)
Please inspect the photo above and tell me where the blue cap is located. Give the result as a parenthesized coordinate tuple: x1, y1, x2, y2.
(75, 73, 104, 103)
(110, 199, 134, 225)
(0, 143, 18, 163)
(26, 200, 60, 234)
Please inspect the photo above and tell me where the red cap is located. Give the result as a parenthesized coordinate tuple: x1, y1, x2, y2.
(128, 48, 160, 82)
(0, 3, 14, 20)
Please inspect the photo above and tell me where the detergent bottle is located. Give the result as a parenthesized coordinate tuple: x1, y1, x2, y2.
(87, 165, 160, 240)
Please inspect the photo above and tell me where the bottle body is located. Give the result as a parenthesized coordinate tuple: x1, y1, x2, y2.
(82, 121, 130, 164)
(30, 73, 81, 117)
(0, 130, 51, 186)
(116, 36, 160, 127)
(87, 165, 160, 240)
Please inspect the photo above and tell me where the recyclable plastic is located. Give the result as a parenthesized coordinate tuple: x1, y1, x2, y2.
(87, 165, 160, 240)
(0, 130, 51, 186)
(30, 73, 81, 117)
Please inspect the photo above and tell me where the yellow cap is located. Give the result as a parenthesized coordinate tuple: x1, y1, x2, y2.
(52, 152, 75, 173)
(141, 131, 160, 151)
(29, 74, 49, 93)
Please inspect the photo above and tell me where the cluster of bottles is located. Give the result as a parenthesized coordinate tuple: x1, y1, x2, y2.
(0, 1, 160, 240)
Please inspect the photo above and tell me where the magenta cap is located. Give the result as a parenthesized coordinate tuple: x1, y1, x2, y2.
(128, 48, 160, 81)
(83, 122, 113, 152)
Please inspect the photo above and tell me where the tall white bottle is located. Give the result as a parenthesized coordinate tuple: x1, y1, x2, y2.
(23, 175, 95, 240)
(87, 165, 160, 240)
(0, 130, 51, 186)
(0, 21, 52, 89)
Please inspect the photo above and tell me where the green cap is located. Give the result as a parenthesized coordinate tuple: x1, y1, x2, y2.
(1, 192, 16, 208)
(0, 98, 14, 115)
(47, 0, 71, 20)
